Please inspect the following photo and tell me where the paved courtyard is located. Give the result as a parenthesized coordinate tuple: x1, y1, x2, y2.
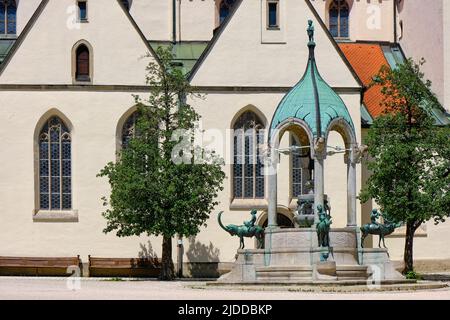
(0, 277, 450, 300)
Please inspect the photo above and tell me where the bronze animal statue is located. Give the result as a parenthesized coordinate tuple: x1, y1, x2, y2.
(217, 210, 265, 249)
(316, 204, 332, 247)
(360, 209, 403, 248)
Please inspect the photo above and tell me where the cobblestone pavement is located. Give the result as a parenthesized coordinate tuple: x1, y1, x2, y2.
(0, 277, 449, 300)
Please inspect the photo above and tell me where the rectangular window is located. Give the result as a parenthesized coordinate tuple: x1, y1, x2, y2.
(78, 1, 87, 21)
(268, 1, 279, 28)
(0, 4, 5, 34)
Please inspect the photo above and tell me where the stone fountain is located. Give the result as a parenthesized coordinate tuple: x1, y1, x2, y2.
(214, 21, 405, 286)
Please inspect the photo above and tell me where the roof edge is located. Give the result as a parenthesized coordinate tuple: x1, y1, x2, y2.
(187, 0, 243, 82)
(0, 0, 49, 77)
(305, 0, 364, 88)
(116, 0, 162, 68)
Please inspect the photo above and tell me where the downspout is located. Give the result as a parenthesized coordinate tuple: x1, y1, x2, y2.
(172, 0, 177, 43)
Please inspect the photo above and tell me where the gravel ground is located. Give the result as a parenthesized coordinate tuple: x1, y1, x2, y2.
(0, 277, 449, 300)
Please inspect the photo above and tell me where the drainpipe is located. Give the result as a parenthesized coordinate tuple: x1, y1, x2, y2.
(172, 0, 177, 43)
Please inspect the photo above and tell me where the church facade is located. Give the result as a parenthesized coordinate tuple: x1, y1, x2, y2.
(0, 0, 449, 275)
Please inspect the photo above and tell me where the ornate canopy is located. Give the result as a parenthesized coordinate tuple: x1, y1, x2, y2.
(269, 21, 355, 141)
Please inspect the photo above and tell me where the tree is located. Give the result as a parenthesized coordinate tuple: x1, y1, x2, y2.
(360, 58, 450, 274)
(98, 47, 226, 280)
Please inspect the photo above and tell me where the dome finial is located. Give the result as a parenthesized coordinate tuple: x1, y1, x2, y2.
(307, 20, 315, 47)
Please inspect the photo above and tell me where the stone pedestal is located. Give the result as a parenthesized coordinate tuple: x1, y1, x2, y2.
(217, 249, 266, 283)
(217, 229, 405, 284)
(359, 248, 404, 280)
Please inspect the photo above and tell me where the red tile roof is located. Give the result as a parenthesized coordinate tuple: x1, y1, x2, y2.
(339, 43, 390, 118)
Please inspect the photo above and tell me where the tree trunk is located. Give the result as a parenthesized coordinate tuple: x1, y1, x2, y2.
(403, 221, 417, 274)
(159, 235, 175, 280)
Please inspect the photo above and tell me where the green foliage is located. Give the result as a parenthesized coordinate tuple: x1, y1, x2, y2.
(360, 58, 450, 273)
(103, 277, 124, 282)
(405, 270, 422, 280)
(98, 46, 225, 279)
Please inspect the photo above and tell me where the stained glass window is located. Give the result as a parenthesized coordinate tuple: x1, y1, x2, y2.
(39, 117, 72, 211)
(292, 137, 303, 198)
(329, 0, 349, 38)
(122, 111, 139, 149)
(219, 0, 236, 25)
(0, 0, 16, 35)
(233, 111, 265, 199)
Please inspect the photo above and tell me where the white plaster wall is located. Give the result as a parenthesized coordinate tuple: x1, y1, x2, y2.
(398, 0, 445, 108)
(190, 0, 360, 88)
(179, 0, 215, 41)
(0, 0, 155, 85)
(0, 90, 163, 261)
(309, 0, 395, 42)
(129, 0, 172, 41)
(444, 0, 450, 110)
(385, 222, 450, 261)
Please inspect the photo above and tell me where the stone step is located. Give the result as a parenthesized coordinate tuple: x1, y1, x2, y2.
(255, 266, 313, 281)
(336, 265, 369, 280)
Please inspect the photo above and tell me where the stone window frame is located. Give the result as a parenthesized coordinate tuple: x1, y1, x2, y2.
(71, 40, 94, 84)
(33, 109, 78, 223)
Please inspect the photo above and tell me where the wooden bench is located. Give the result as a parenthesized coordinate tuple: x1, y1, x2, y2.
(88, 256, 161, 278)
(0, 256, 82, 277)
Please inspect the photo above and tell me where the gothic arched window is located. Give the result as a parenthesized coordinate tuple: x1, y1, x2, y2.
(0, 0, 17, 35)
(233, 111, 265, 199)
(75, 44, 90, 82)
(219, 0, 236, 25)
(121, 111, 139, 149)
(39, 117, 72, 211)
(329, 0, 349, 38)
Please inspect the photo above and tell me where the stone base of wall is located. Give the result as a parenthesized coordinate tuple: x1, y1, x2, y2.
(392, 259, 450, 273)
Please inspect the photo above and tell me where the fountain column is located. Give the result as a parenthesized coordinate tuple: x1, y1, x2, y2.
(346, 152, 357, 227)
(313, 147, 325, 224)
(268, 147, 278, 228)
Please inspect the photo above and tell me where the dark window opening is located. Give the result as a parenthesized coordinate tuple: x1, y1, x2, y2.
(329, 0, 349, 38)
(76, 44, 90, 82)
(268, 2, 278, 28)
(262, 214, 294, 229)
(78, 1, 87, 21)
(121, 0, 130, 11)
(0, 0, 17, 35)
(219, 0, 236, 25)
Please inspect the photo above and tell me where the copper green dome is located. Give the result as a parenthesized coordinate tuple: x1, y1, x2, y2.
(270, 21, 354, 139)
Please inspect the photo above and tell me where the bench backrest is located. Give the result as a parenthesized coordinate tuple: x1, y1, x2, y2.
(0, 256, 81, 268)
(89, 257, 161, 268)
